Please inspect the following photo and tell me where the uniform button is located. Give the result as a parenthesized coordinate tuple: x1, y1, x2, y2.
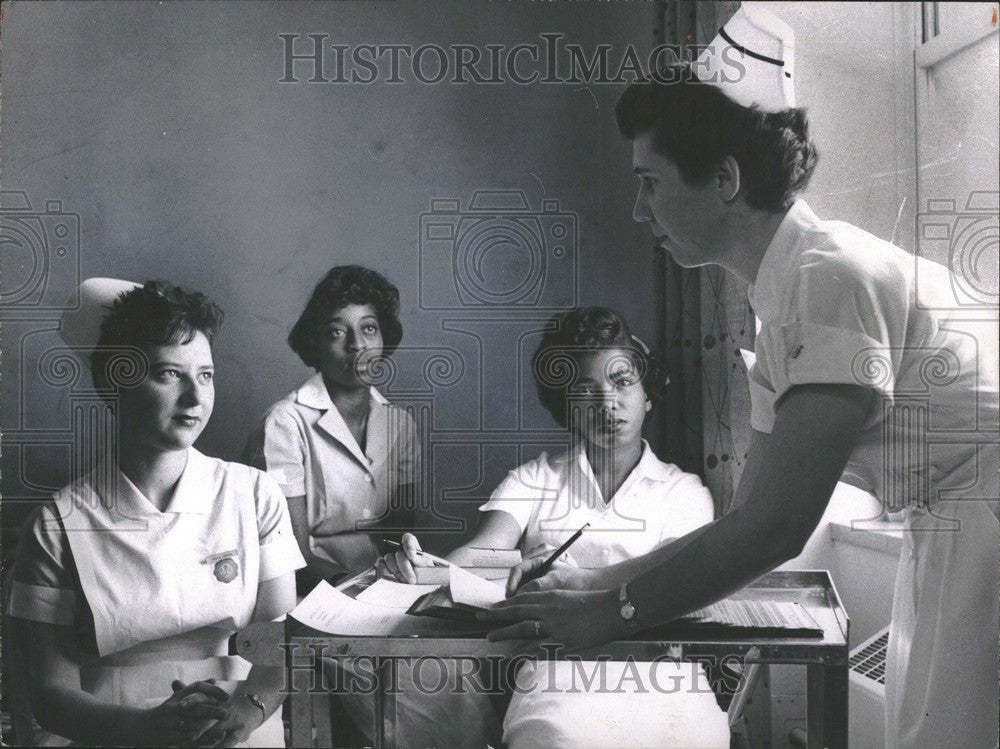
(364, 474, 373, 483)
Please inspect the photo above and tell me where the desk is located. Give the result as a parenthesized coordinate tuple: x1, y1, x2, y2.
(238, 570, 849, 749)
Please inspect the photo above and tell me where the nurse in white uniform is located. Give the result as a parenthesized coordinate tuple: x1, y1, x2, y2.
(245, 265, 420, 592)
(7, 279, 306, 747)
(380, 307, 730, 749)
(482, 8, 999, 749)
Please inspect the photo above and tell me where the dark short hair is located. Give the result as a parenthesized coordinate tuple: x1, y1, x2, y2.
(92, 280, 224, 390)
(531, 306, 666, 428)
(288, 265, 403, 370)
(615, 66, 819, 211)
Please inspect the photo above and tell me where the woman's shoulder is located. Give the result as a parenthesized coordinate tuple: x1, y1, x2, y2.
(191, 450, 279, 494)
(797, 220, 912, 293)
(505, 448, 570, 485)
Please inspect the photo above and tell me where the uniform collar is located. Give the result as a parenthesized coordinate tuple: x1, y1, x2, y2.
(296, 373, 390, 470)
(165, 447, 215, 514)
(554, 439, 674, 483)
(106, 447, 215, 516)
(748, 198, 821, 322)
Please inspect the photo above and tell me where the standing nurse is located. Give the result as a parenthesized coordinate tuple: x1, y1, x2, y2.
(482, 7, 999, 748)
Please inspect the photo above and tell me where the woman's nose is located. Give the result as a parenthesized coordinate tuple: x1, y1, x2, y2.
(598, 388, 618, 411)
(632, 187, 651, 223)
(179, 377, 202, 405)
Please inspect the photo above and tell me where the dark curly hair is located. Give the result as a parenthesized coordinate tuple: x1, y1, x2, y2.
(288, 265, 403, 370)
(615, 65, 819, 212)
(91, 280, 224, 390)
(532, 306, 667, 428)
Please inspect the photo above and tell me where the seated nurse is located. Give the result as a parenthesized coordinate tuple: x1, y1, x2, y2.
(245, 265, 419, 591)
(378, 306, 730, 749)
(6, 279, 305, 747)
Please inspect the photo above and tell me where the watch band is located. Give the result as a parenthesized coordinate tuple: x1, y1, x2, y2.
(245, 692, 267, 725)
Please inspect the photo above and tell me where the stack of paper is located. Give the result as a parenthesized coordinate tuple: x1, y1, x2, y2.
(413, 547, 521, 585)
(407, 566, 507, 622)
(674, 598, 822, 635)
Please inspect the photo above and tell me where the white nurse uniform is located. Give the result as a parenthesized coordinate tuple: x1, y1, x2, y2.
(482, 441, 731, 749)
(7, 448, 306, 747)
(748, 199, 999, 748)
(246, 374, 420, 572)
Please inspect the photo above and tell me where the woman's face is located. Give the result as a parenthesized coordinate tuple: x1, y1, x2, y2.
(316, 303, 384, 389)
(566, 347, 651, 449)
(116, 331, 215, 454)
(631, 130, 723, 268)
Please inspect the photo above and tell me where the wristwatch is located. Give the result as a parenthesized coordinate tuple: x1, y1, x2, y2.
(619, 583, 639, 630)
(245, 692, 267, 725)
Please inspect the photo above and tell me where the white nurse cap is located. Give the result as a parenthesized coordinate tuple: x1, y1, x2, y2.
(60, 278, 141, 358)
(694, 3, 795, 112)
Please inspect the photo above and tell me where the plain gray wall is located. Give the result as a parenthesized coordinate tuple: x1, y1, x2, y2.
(2, 1, 660, 548)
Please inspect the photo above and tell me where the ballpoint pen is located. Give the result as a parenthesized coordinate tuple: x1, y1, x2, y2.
(383, 538, 452, 568)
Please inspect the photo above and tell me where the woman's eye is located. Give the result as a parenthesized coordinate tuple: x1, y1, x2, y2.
(157, 369, 180, 381)
(327, 328, 345, 338)
(198, 371, 214, 383)
(363, 324, 379, 334)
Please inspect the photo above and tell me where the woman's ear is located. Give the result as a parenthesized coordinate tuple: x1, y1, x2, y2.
(717, 156, 741, 203)
(645, 398, 653, 413)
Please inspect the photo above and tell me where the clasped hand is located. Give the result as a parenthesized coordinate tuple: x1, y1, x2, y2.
(145, 679, 261, 748)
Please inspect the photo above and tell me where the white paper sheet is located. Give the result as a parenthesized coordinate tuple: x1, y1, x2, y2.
(291, 580, 459, 635)
(448, 565, 506, 608)
(355, 578, 439, 609)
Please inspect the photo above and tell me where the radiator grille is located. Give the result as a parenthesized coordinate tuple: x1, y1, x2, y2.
(849, 629, 889, 685)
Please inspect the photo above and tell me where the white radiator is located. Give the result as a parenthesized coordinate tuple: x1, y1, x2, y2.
(848, 627, 888, 748)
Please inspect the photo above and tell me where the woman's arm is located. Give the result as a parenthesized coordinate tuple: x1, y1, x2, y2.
(483, 383, 872, 647)
(376, 510, 523, 583)
(189, 573, 298, 747)
(11, 617, 227, 747)
(624, 383, 872, 621)
(285, 494, 353, 586)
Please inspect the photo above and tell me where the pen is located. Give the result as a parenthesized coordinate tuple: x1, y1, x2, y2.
(383, 539, 452, 568)
(517, 523, 589, 590)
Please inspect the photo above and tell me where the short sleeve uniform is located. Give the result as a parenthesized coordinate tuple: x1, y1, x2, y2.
(748, 200, 999, 748)
(7, 448, 305, 747)
(245, 374, 420, 569)
(480, 440, 714, 565)
(482, 442, 729, 749)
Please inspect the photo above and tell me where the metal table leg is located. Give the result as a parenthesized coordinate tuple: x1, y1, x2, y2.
(373, 658, 397, 749)
(807, 662, 848, 749)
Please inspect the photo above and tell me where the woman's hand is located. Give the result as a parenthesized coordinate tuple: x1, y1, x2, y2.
(134, 679, 229, 747)
(476, 588, 625, 650)
(187, 694, 264, 748)
(374, 532, 433, 583)
(504, 556, 601, 597)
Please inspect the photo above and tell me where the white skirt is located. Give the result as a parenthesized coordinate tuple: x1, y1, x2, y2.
(503, 659, 730, 749)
